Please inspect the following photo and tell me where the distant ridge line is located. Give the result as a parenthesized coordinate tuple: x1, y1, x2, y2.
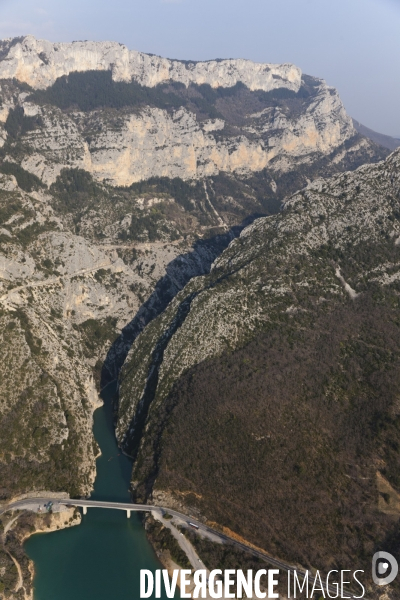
(353, 118, 400, 151)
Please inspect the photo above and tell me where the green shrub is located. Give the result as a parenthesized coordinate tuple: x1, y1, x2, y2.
(0, 161, 45, 192)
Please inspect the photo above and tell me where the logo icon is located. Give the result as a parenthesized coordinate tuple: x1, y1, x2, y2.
(372, 551, 398, 586)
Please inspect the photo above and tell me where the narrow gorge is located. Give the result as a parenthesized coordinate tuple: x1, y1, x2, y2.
(0, 35, 399, 599)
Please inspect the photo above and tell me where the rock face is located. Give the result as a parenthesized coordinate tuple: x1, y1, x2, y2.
(0, 36, 301, 92)
(15, 94, 356, 187)
(117, 149, 400, 595)
(0, 79, 380, 187)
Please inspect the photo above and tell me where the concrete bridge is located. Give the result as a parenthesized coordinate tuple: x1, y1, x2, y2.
(60, 498, 152, 518)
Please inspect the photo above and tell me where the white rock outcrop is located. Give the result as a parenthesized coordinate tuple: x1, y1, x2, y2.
(0, 36, 301, 92)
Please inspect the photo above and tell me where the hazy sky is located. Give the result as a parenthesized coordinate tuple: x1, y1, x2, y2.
(0, 0, 399, 136)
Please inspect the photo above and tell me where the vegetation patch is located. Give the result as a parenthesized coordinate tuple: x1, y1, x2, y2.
(134, 293, 400, 591)
(50, 168, 104, 214)
(126, 176, 205, 213)
(74, 317, 119, 357)
(29, 70, 184, 112)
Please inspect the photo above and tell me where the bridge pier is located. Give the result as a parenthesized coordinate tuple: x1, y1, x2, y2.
(126, 509, 131, 518)
(83, 506, 87, 515)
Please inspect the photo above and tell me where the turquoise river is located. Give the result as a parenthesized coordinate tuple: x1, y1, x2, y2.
(25, 383, 174, 600)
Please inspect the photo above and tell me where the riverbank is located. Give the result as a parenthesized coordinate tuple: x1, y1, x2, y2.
(1, 506, 81, 600)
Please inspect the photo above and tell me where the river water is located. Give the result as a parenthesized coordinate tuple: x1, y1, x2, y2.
(25, 383, 173, 600)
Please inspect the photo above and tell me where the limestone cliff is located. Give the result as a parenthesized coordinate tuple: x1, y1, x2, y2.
(0, 36, 301, 92)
